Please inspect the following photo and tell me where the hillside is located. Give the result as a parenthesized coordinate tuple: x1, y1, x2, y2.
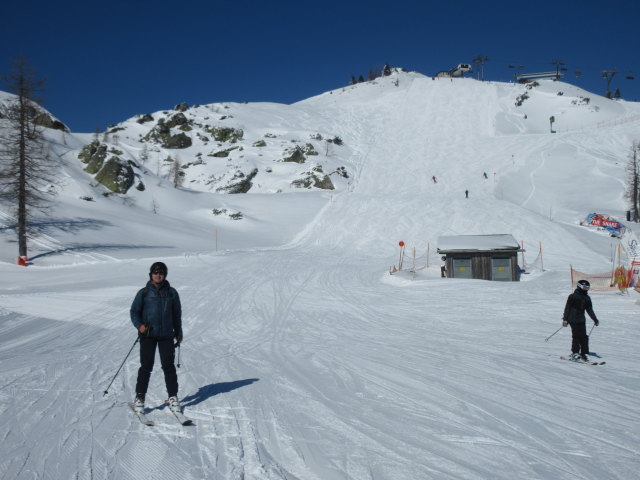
(1, 71, 638, 265)
(1, 71, 640, 480)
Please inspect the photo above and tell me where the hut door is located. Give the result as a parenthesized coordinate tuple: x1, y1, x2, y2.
(452, 257, 472, 278)
(492, 257, 512, 281)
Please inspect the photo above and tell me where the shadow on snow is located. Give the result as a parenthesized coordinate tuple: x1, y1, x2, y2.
(0, 217, 111, 233)
(179, 379, 260, 407)
(29, 244, 173, 260)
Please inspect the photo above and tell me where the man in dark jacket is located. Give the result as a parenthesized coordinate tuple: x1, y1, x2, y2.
(130, 261, 183, 413)
(562, 279, 600, 360)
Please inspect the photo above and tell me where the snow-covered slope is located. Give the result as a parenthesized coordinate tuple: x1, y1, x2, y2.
(1, 71, 639, 480)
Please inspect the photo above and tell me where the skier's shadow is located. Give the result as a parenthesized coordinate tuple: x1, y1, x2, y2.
(180, 378, 259, 407)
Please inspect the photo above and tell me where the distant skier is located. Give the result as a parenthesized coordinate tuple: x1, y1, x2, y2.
(562, 279, 600, 361)
(483, 172, 488, 179)
(432, 176, 437, 183)
(130, 262, 183, 414)
(465, 189, 469, 198)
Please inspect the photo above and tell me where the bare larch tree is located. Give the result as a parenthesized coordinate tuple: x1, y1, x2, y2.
(626, 141, 640, 222)
(0, 58, 59, 260)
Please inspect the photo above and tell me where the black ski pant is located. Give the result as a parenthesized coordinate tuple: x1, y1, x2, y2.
(135, 337, 178, 398)
(570, 321, 589, 355)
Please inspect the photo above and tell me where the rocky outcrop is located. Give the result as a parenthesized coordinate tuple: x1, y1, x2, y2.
(142, 118, 193, 149)
(291, 165, 335, 190)
(136, 113, 154, 124)
(34, 112, 68, 132)
(78, 141, 108, 174)
(216, 168, 259, 193)
(205, 126, 244, 143)
(282, 146, 306, 164)
(78, 141, 134, 193)
(94, 158, 134, 193)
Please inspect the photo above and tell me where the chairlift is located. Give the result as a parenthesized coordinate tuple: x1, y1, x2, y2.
(626, 75, 635, 80)
(560, 67, 568, 72)
(518, 65, 525, 70)
(575, 71, 582, 77)
(508, 64, 515, 69)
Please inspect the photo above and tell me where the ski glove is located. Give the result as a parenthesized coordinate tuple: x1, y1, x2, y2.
(562, 321, 568, 327)
(138, 324, 150, 336)
(594, 319, 599, 326)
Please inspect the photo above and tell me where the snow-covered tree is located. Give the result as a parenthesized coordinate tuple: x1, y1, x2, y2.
(169, 156, 184, 188)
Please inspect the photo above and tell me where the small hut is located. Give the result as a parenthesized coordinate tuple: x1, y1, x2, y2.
(437, 234, 523, 281)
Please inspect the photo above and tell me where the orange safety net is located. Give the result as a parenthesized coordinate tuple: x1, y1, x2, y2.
(570, 266, 616, 292)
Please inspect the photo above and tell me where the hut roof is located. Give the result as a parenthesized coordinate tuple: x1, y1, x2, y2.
(437, 234, 520, 253)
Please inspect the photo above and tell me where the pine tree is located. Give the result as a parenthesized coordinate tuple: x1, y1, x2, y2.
(0, 58, 59, 260)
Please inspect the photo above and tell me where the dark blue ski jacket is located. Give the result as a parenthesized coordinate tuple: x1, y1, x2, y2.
(130, 280, 182, 340)
(563, 288, 598, 325)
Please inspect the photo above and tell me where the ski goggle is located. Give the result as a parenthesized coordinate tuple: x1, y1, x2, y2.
(151, 269, 166, 275)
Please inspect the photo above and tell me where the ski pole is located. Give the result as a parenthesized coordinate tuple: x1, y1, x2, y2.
(545, 325, 564, 342)
(588, 323, 596, 337)
(176, 344, 181, 368)
(103, 337, 139, 396)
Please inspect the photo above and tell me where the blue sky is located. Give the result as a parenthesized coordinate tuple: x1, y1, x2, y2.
(2, 0, 638, 132)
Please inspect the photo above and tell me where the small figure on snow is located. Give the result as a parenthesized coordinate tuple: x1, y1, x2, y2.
(562, 279, 600, 361)
(483, 172, 488, 179)
(130, 262, 183, 414)
(432, 176, 437, 183)
(465, 189, 469, 198)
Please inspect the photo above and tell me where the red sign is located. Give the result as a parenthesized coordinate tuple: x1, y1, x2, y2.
(585, 213, 624, 234)
(590, 217, 620, 229)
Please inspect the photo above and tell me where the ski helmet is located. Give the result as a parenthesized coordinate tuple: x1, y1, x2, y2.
(577, 279, 590, 291)
(149, 261, 168, 278)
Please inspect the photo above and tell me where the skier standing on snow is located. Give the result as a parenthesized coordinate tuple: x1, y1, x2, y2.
(130, 262, 183, 413)
(562, 279, 599, 360)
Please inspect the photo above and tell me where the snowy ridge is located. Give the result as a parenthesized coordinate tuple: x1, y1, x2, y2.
(1, 71, 639, 479)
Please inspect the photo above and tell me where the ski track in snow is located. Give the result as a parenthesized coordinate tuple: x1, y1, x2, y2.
(1, 251, 640, 480)
(1, 74, 640, 479)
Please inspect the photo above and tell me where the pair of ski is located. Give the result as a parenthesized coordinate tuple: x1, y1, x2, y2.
(128, 401, 193, 426)
(560, 355, 606, 366)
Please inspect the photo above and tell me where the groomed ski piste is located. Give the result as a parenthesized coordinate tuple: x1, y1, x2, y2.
(1, 71, 640, 479)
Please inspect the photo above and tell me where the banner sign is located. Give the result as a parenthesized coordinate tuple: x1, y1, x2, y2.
(583, 213, 625, 237)
(628, 260, 640, 288)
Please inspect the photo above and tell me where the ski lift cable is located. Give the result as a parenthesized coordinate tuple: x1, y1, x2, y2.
(489, 57, 638, 76)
